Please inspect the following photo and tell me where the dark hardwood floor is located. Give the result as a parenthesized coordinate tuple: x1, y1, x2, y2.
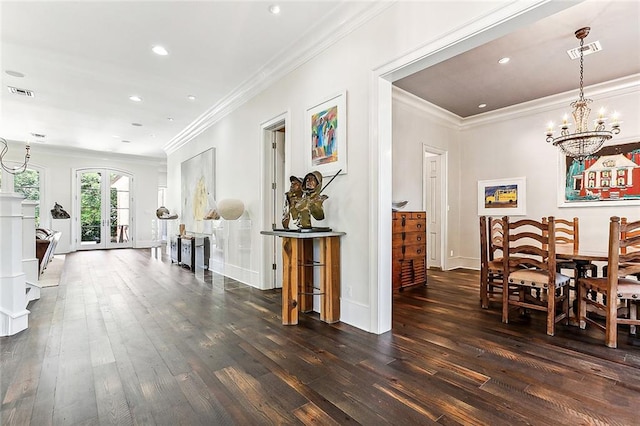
(1, 249, 639, 425)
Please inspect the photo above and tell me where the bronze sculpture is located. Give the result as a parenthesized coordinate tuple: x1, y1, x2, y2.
(51, 202, 70, 219)
(280, 169, 340, 231)
(282, 176, 303, 228)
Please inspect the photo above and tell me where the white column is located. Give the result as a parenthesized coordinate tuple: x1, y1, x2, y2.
(0, 192, 29, 336)
(22, 200, 40, 301)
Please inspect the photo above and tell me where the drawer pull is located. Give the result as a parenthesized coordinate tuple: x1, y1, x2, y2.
(417, 249, 422, 254)
(417, 236, 422, 241)
(402, 246, 406, 255)
(402, 232, 406, 240)
(401, 217, 406, 226)
(417, 223, 422, 229)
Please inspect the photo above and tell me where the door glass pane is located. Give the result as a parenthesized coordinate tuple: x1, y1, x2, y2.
(14, 169, 40, 226)
(110, 173, 130, 243)
(80, 172, 102, 245)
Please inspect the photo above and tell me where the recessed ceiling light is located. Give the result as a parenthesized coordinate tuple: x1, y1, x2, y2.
(6, 70, 25, 78)
(129, 95, 143, 102)
(187, 95, 196, 101)
(498, 57, 510, 64)
(122, 140, 131, 143)
(152, 45, 169, 56)
(167, 117, 174, 121)
(269, 4, 281, 14)
(30, 132, 46, 139)
(112, 134, 120, 138)
(131, 122, 143, 127)
(478, 103, 487, 108)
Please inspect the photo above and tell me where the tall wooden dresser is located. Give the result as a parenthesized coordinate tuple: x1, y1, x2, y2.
(392, 211, 427, 291)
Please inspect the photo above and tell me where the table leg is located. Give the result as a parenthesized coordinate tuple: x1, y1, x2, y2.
(281, 237, 299, 325)
(319, 236, 340, 323)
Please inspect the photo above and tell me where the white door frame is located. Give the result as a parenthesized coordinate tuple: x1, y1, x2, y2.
(369, 2, 576, 334)
(73, 167, 134, 251)
(260, 111, 290, 290)
(422, 145, 447, 271)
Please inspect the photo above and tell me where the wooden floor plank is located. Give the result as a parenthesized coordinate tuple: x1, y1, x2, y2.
(0, 249, 638, 425)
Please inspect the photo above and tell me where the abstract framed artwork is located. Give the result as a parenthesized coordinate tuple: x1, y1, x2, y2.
(558, 140, 640, 207)
(181, 148, 216, 233)
(477, 177, 527, 216)
(306, 91, 347, 176)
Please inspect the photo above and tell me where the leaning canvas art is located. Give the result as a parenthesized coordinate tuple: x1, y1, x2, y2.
(562, 141, 640, 206)
(181, 148, 215, 232)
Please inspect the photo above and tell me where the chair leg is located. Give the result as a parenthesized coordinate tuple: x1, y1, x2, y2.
(546, 285, 556, 336)
(502, 279, 510, 324)
(480, 268, 489, 309)
(605, 295, 618, 349)
(577, 284, 587, 329)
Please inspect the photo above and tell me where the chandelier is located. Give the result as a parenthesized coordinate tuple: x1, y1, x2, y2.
(0, 137, 31, 175)
(545, 27, 620, 161)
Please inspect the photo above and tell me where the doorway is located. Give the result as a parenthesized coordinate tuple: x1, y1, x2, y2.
(422, 146, 446, 270)
(261, 113, 288, 289)
(76, 168, 133, 250)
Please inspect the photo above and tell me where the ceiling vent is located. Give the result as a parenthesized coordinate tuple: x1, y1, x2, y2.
(7, 86, 35, 97)
(567, 40, 602, 60)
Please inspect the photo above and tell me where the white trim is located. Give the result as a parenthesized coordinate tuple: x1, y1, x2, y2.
(260, 111, 290, 290)
(339, 297, 371, 332)
(393, 86, 461, 130)
(371, 1, 581, 334)
(422, 145, 449, 271)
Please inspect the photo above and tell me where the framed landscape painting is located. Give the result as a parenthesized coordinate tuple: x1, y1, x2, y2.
(477, 177, 526, 216)
(558, 140, 640, 207)
(306, 91, 347, 176)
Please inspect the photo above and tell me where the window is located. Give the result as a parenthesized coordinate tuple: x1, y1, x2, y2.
(14, 169, 41, 225)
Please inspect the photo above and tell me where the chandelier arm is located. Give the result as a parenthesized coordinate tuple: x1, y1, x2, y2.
(0, 137, 30, 175)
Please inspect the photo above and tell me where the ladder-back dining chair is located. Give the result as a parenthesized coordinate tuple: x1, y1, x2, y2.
(543, 216, 597, 281)
(479, 216, 504, 308)
(577, 217, 640, 348)
(502, 216, 571, 336)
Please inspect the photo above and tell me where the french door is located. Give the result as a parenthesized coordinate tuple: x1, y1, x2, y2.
(76, 169, 133, 250)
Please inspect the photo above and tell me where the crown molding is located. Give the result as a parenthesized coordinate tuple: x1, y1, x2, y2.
(392, 86, 462, 130)
(163, 1, 393, 155)
(461, 74, 640, 129)
(22, 142, 167, 166)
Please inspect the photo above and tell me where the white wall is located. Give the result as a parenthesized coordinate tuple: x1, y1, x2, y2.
(394, 79, 640, 271)
(166, 1, 534, 332)
(459, 80, 640, 267)
(3, 143, 165, 251)
(392, 87, 462, 269)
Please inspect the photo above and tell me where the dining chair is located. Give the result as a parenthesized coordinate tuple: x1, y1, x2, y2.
(543, 216, 597, 281)
(479, 216, 504, 308)
(577, 217, 640, 348)
(502, 216, 571, 336)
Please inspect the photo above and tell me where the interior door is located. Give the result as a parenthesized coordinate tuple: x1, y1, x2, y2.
(424, 150, 442, 269)
(77, 169, 132, 250)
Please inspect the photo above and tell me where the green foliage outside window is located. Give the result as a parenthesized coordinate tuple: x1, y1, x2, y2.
(80, 173, 119, 243)
(14, 170, 40, 226)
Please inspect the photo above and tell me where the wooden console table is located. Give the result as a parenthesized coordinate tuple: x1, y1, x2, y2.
(261, 230, 345, 325)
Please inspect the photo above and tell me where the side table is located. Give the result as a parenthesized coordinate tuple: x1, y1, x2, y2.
(261, 230, 345, 325)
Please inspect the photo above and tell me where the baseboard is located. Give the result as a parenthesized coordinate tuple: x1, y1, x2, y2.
(448, 256, 480, 270)
(339, 297, 371, 332)
(0, 307, 30, 337)
(135, 240, 160, 249)
(210, 261, 260, 288)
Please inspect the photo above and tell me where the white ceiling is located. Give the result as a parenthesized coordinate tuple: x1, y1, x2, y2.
(1, 1, 639, 160)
